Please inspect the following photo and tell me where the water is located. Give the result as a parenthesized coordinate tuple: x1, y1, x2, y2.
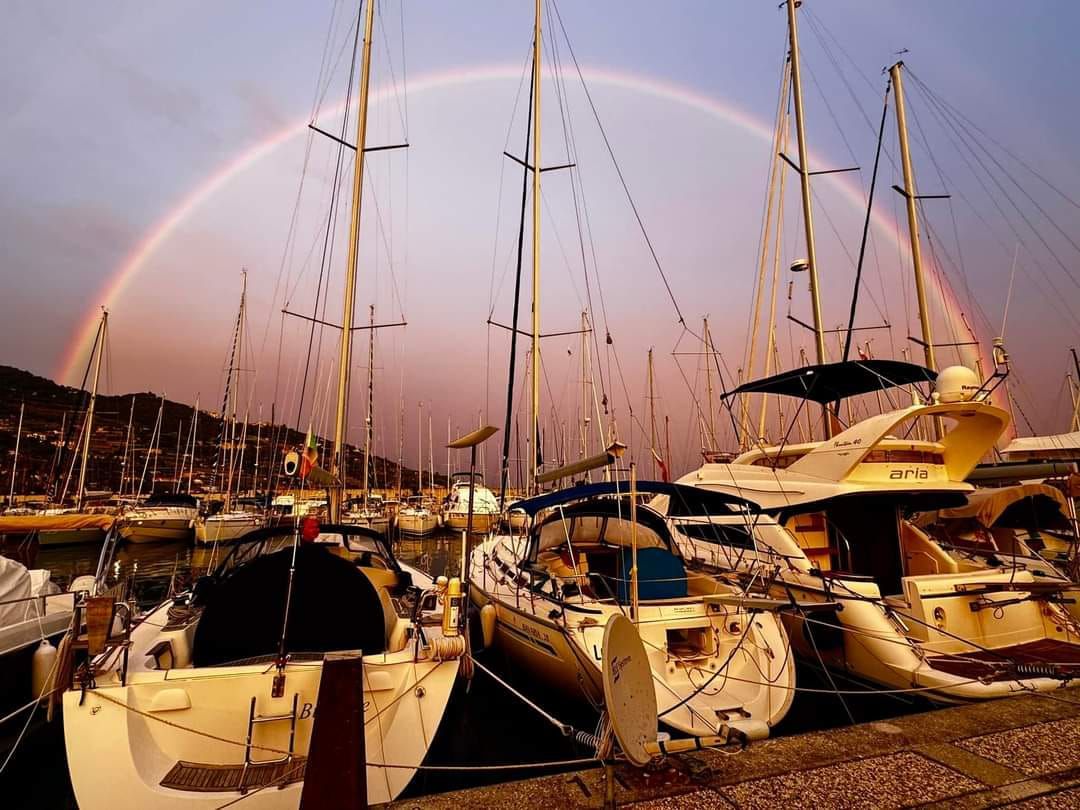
(2, 529, 926, 808)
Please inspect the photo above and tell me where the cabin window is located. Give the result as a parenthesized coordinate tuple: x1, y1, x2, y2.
(675, 522, 754, 550)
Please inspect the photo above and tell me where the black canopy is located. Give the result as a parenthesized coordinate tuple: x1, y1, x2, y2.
(721, 360, 936, 404)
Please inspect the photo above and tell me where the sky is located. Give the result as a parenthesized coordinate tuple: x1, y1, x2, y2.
(2, 1, 1079, 479)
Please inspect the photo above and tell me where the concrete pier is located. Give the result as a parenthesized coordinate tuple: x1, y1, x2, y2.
(388, 688, 1080, 809)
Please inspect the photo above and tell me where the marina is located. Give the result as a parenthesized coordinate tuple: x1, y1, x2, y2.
(3, 1, 1080, 808)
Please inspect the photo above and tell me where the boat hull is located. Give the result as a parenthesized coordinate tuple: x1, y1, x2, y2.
(63, 656, 459, 808)
(36, 527, 108, 546)
(444, 511, 498, 534)
(397, 513, 439, 537)
(120, 520, 194, 544)
(194, 515, 263, 545)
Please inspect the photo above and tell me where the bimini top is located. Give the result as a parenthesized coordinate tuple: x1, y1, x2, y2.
(722, 359, 936, 404)
(512, 480, 759, 517)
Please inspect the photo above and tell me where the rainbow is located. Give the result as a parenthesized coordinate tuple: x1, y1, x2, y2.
(58, 63, 988, 386)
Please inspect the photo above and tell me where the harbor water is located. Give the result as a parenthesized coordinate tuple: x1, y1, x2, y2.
(1, 527, 929, 809)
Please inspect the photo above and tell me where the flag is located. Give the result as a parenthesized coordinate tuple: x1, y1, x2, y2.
(299, 426, 318, 479)
(651, 449, 670, 483)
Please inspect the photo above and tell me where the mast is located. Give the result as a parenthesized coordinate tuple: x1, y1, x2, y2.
(703, 318, 717, 452)
(253, 404, 262, 497)
(8, 403, 23, 509)
(120, 396, 134, 497)
(330, 0, 377, 522)
(363, 304, 375, 507)
(579, 311, 592, 475)
(172, 419, 183, 491)
(188, 395, 199, 494)
(529, 0, 543, 494)
(647, 348, 658, 479)
(428, 413, 435, 495)
(785, 0, 826, 369)
(76, 310, 107, 510)
(890, 62, 937, 375)
(417, 401, 423, 495)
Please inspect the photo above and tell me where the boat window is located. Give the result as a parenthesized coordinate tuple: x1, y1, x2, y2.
(674, 522, 754, 550)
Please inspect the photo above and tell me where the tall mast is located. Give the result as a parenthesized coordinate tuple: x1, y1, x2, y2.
(428, 413, 435, 495)
(363, 304, 375, 505)
(330, 0, 377, 522)
(529, 0, 543, 493)
(417, 401, 423, 495)
(785, 0, 826, 368)
(8, 403, 23, 509)
(702, 318, 717, 452)
(579, 311, 592, 471)
(890, 62, 937, 375)
(77, 310, 107, 510)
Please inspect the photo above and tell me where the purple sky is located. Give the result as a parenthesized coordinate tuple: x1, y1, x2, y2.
(2, 1, 1079, 479)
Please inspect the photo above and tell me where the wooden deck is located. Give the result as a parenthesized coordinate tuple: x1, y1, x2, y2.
(928, 639, 1080, 681)
(160, 757, 306, 792)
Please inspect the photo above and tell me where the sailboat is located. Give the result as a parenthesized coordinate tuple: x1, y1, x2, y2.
(470, 1, 795, 742)
(63, 4, 463, 805)
(196, 274, 267, 545)
(397, 404, 438, 537)
(343, 306, 391, 534)
(38, 311, 114, 546)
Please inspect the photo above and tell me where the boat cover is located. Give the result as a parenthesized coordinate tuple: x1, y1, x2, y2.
(192, 543, 387, 666)
(0, 514, 115, 533)
(937, 483, 1070, 528)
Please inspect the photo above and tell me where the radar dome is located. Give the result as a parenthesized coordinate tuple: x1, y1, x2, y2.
(936, 365, 980, 403)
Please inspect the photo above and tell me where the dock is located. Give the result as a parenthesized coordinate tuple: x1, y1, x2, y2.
(389, 688, 1080, 809)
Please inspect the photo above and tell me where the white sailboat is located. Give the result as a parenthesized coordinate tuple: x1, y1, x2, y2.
(38, 311, 113, 547)
(397, 404, 439, 537)
(63, 4, 462, 806)
(196, 273, 267, 545)
(470, 0, 795, 742)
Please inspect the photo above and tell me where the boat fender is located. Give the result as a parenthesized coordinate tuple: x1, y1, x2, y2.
(32, 638, 58, 699)
(443, 578, 463, 637)
(480, 603, 497, 650)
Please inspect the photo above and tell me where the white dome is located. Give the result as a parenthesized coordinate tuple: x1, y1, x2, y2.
(936, 365, 980, 403)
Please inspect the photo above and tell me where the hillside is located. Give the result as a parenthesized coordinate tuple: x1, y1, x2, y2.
(0, 365, 434, 500)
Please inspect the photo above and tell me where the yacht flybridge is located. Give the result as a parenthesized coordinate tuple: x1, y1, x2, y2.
(63, 522, 464, 807)
(668, 362, 1080, 701)
(470, 481, 796, 739)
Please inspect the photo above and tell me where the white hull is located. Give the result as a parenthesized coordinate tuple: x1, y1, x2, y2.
(444, 511, 498, 534)
(120, 507, 197, 544)
(470, 533, 794, 738)
(397, 512, 438, 537)
(194, 514, 265, 545)
(63, 657, 458, 808)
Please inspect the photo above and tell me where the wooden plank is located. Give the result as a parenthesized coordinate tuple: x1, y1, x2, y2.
(300, 652, 367, 810)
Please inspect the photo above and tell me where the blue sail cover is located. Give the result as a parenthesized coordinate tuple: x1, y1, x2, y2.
(511, 480, 758, 516)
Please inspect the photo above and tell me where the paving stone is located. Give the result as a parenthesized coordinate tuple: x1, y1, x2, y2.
(717, 751, 981, 810)
(957, 716, 1080, 777)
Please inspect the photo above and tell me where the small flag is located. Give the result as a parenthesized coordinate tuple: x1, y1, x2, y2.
(299, 426, 318, 479)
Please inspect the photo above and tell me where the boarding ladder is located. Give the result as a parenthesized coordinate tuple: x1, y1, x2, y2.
(239, 693, 300, 794)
